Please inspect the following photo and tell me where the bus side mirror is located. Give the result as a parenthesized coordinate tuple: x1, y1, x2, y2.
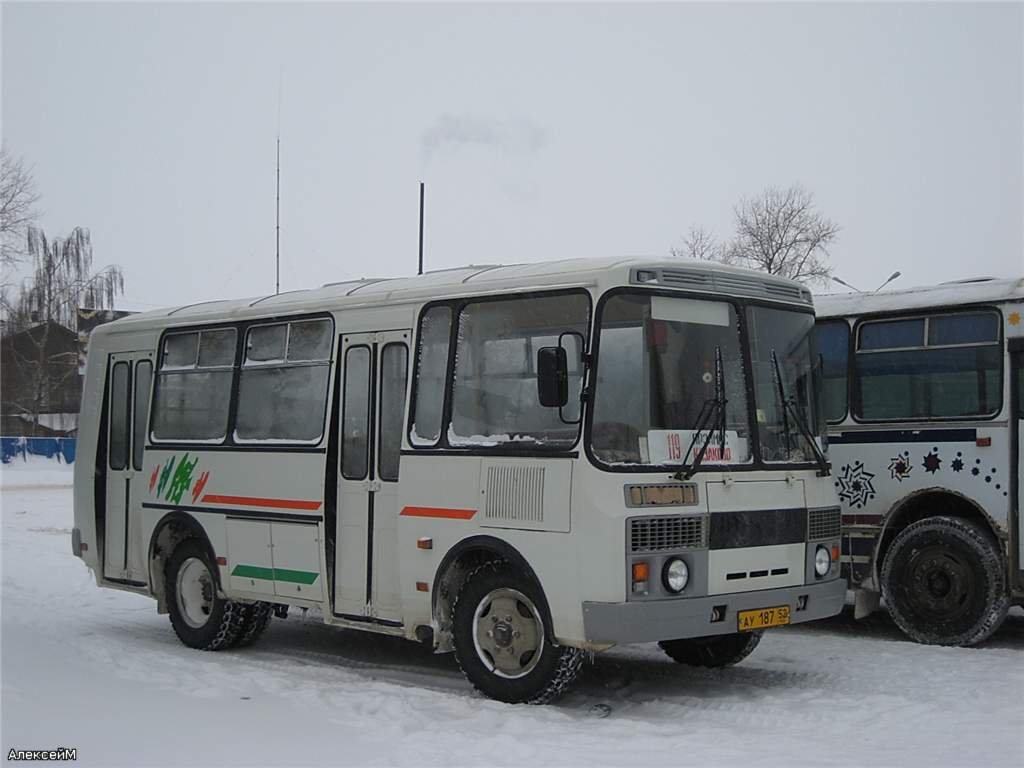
(537, 346, 568, 407)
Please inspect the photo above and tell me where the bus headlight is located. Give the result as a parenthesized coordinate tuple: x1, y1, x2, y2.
(663, 558, 689, 593)
(814, 545, 831, 577)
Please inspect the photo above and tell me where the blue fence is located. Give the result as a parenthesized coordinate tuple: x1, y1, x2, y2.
(1, 437, 77, 464)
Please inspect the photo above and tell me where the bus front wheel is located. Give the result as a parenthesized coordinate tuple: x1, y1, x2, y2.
(452, 561, 583, 704)
(165, 538, 246, 651)
(659, 631, 762, 667)
(881, 516, 1009, 647)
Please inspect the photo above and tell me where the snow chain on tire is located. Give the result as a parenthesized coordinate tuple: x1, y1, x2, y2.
(452, 559, 584, 705)
(232, 602, 274, 648)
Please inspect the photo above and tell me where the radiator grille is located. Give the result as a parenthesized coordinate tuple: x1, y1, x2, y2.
(629, 515, 707, 553)
(808, 507, 841, 540)
(484, 465, 545, 523)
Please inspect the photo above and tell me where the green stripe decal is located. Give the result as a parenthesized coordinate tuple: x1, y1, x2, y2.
(272, 568, 320, 585)
(231, 565, 319, 585)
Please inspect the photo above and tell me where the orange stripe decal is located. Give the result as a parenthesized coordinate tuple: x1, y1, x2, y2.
(400, 506, 477, 520)
(201, 494, 322, 511)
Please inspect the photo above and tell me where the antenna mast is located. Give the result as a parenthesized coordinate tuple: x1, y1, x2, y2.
(275, 73, 282, 295)
(275, 135, 280, 295)
(418, 181, 425, 275)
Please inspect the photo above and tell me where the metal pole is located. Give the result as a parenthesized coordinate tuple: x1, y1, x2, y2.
(275, 136, 281, 294)
(418, 182, 425, 275)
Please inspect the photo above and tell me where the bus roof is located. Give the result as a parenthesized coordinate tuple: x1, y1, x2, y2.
(815, 276, 1024, 319)
(101, 256, 813, 332)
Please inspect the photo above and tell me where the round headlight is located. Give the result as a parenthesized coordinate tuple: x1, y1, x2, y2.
(663, 558, 689, 593)
(814, 545, 831, 577)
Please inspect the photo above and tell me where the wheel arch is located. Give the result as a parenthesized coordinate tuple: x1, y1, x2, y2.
(148, 511, 221, 614)
(873, 487, 1004, 588)
(430, 535, 551, 653)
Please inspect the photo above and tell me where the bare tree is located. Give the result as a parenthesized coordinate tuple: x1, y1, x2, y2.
(4, 227, 124, 432)
(727, 184, 839, 286)
(670, 225, 735, 264)
(0, 146, 40, 268)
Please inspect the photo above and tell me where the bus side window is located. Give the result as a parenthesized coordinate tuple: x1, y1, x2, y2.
(235, 319, 333, 444)
(378, 343, 408, 482)
(151, 329, 236, 443)
(814, 320, 849, 423)
(410, 306, 452, 446)
(854, 311, 1000, 420)
(132, 361, 152, 471)
(342, 346, 372, 480)
(109, 362, 130, 471)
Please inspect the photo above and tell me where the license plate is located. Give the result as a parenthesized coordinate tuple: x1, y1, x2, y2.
(738, 605, 791, 631)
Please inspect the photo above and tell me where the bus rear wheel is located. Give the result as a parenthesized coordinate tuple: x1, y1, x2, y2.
(452, 561, 583, 704)
(881, 516, 1009, 647)
(659, 631, 762, 668)
(165, 538, 245, 651)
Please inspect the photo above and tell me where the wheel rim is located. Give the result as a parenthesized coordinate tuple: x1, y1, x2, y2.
(472, 588, 545, 679)
(904, 544, 975, 621)
(176, 557, 215, 629)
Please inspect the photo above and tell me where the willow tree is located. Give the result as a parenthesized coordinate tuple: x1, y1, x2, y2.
(4, 226, 124, 433)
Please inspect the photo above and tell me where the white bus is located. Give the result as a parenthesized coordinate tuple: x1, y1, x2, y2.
(815, 277, 1024, 646)
(73, 257, 845, 703)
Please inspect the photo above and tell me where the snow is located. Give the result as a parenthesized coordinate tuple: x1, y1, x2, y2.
(447, 425, 541, 447)
(815, 277, 1024, 318)
(3, 460, 1023, 767)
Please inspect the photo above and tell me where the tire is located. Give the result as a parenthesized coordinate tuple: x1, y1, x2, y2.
(165, 538, 246, 651)
(881, 516, 1009, 647)
(452, 560, 583, 704)
(658, 631, 762, 668)
(230, 601, 274, 648)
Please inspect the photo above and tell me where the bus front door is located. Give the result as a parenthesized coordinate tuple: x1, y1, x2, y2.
(103, 351, 154, 584)
(334, 330, 410, 623)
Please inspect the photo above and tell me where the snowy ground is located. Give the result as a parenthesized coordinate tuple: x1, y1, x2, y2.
(2, 459, 1022, 768)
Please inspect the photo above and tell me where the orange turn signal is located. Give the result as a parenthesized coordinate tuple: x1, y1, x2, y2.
(831, 546, 840, 562)
(632, 562, 649, 582)
(416, 581, 429, 592)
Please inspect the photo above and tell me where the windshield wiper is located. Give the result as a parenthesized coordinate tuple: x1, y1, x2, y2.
(674, 345, 727, 481)
(769, 349, 830, 476)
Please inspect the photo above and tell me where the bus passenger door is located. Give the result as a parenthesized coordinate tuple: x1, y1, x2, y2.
(103, 351, 154, 583)
(334, 330, 410, 622)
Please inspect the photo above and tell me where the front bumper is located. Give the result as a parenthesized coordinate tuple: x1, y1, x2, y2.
(582, 577, 846, 645)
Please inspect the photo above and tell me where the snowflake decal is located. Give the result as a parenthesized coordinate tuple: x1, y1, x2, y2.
(888, 452, 912, 481)
(951, 457, 964, 472)
(835, 461, 877, 509)
(922, 449, 942, 474)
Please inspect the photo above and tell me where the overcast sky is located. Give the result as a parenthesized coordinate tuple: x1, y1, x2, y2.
(3, 2, 1022, 310)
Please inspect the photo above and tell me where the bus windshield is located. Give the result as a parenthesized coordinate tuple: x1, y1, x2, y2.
(746, 305, 824, 463)
(590, 293, 752, 466)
